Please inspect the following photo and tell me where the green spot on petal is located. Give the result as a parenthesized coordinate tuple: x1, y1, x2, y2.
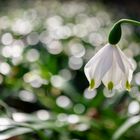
(90, 79, 95, 89)
(126, 80, 131, 91)
(108, 81, 114, 90)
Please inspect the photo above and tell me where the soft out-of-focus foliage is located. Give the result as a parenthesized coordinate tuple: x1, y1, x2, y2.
(0, 0, 140, 140)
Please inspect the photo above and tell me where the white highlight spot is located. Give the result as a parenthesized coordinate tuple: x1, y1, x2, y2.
(68, 114, 79, 124)
(36, 110, 50, 120)
(26, 49, 40, 62)
(84, 88, 97, 99)
(0, 63, 11, 75)
(19, 90, 36, 103)
(128, 101, 140, 115)
(1, 33, 13, 45)
(56, 96, 71, 108)
(68, 56, 83, 70)
(51, 75, 65, 88)
(135, 72, 140, 85)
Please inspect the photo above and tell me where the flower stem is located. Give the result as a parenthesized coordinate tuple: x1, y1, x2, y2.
(108, 19, 140, 45)
(13, 121, 49, 140)
(0, 99, 12, 118)
(0, 99, 48, 140)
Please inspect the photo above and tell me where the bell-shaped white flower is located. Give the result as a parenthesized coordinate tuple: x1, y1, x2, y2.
(84, 43, 134, 91)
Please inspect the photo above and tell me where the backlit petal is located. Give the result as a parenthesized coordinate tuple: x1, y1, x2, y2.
(84, 44, 113, 89)
(117, 46, 134, 72)
(102, 50, 124, 90)
(114, 47, 125, 73)
(84, 43, 134, 91)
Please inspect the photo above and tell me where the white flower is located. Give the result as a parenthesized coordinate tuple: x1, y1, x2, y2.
(84, 43, 134, 91)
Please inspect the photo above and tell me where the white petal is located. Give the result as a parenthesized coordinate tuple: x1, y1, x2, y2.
(114, 47, 125, 73)
(84, 56, 100, 82)
(117, 47, 134, 72)
(85, 44, 109, 71)
(84, 44, 113, 89)
(116, 47, 134, 90)
(84, 54, 101, 89)
(120, 66, 133, 90)
(94, 48, 113, 78)
(84, 43, 135, 91)
(102, 51, 124, 90)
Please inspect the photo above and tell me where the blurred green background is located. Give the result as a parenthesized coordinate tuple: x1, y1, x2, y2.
(0, 0, 140, 140)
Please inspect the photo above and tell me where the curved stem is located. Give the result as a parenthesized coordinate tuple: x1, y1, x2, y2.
(0, 99, 48, 140)
(0, 99, 12, 118)
(117, 19, 140, 26)
(108, 19, 140, 45)
(12, 121, 48, 140)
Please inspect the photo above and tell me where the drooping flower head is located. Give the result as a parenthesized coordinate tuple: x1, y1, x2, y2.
(84, 43, 134, 91)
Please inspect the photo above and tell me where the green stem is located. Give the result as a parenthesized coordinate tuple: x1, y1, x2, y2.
(108, 19, 140, 45)
(0, 100, 48, 140)
(117, 19, 140, 26)
(0, 99, 12, 118)
(13, 122, 48, 140)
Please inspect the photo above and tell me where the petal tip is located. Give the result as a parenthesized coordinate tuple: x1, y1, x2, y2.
(107, 81, 114, 91)
(125, 80, 131, 91)
(89, 79, 95, 89)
